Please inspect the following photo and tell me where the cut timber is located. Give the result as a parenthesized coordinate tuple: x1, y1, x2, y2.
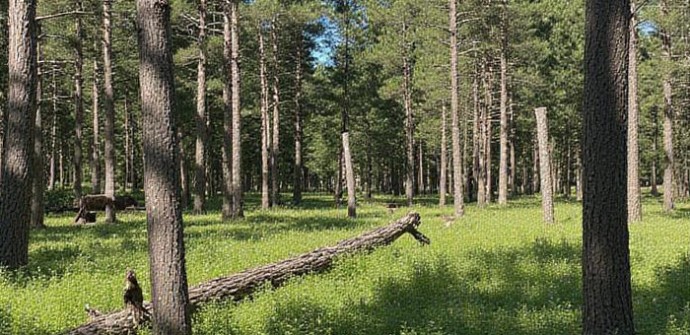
(65, 212, 429, 335)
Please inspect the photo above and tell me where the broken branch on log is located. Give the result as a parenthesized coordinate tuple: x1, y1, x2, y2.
(64, 212, 428, 335)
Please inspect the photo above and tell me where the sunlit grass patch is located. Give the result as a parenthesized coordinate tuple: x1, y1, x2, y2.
(0, 193, 688, 334)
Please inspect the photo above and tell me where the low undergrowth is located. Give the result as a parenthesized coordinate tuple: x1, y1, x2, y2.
(0, 193, 688, 334)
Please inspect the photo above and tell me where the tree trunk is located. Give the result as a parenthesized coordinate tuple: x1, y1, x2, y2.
(0, 1, 6, 175)
(532, 136, 539, 194)
(221, 3, 233, 219)
(417, 141, 424, 194)
(73, 0, 84, 200)
(582, 1, 634, 333)
(259, 23, 270, 210)
(103, 0, 116, 223)
(179, 132, 190, 210)
(229, 0, 243, 219)
(90, 59, 101, 195)
(136, 1, 191, 334)
(31, 30, 45, 230)
(0, 0, 37, 269)
(48, 67, 58, 190)
(193, 0, 207, 214)
(651, 106, 659, 196)
(341, 4, 356, 218)
(449, 0, 464, 217)
(534, 107, 554, 224)
(484, 62, 493, 204)
(477, 63, 488, 207)
(403, 46, 415, 207)
(293, 31, 304, 205)
(270, 17, 281, 207)
(628, 4, 641, 222)
(576, 148, 583, 201)
(498, 0, 509, 205)
(67, 213, 429, 335)
(439, 104, 447, 206)
(661, 0, 674, 212)
(471, 61, 480, 202)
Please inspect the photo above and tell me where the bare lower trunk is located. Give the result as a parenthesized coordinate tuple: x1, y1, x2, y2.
(449, 0, 464, 216)
(90, 59, 101, 194)
(31, 34, 45, 229)
(229, 0, 243, 218)
(439, 104, 447, 206)
(221, 4, 233, 219)
(484, 63, 493, 204)
(403, 52, 414, 206)
(193, 0, 208, 214)
(343, 132, 356, 218)
(661, 1, 674, 212)
(259, 24, 270, 210)
(627, 5, 641, 222)
(0, 0, 37, 268)
(74, 1, 84, 200)
(534, 107, 554, 224)
(651, 106, 659, 196)
(103, 0, 116, 223)
(136, 1, 191, 333)
(179, 132, 189, 209)
(581, 2, 634, 332)
(48, 68, 58, 190)
(498, 1, 509, 205)
(270, 18, 281, 207)
(293, 34, 303, 205)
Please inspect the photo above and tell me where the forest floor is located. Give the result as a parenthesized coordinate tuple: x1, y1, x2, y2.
(0, 192, 689, 335)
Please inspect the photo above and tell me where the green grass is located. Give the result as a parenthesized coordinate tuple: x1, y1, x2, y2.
(1, 193, 689, 334)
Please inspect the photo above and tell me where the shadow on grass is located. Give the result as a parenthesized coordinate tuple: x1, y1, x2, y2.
(263, 238, 582, 335)
(636, 254, 690, 334)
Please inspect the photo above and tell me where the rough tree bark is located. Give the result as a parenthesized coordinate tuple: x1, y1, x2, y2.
(90, 59, 101, 195)
(73, 0, 84, 200)
(229, 0, 243, 219)
(48, 67, 58, 190)
(193, 0, 207, 214)
(534, 107, 554, 224)
(270, 17, 281, 207)
(136, 0, 191, 334)
(439, 104, 447, 207)
(628, 3, 641, 222)
(660, 0, 674, 213)
(31, 26, 45, 229)
(103, 0, 116, 223)
(449, 0, 464, 217)
(259, 23, 270, 210)
(0, 0, 37, 269)
(341, 2, 356, 218)
(484, 61, 493, 204)
(66, 212, 429, 335)
(0, 1, 6, 174)
(403, 21, 415, 206)
(498, 0, 510, 205)
(221, 9, 234, 219)
(293, 30, 303, 205)
(582, 0, 635, 333)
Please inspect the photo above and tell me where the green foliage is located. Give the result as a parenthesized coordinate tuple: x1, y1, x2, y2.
(1, 194, 690, 334)
(44, 188, 77, 212)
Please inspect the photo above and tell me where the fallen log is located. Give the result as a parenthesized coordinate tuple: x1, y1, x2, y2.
(64, 212, 428, 335)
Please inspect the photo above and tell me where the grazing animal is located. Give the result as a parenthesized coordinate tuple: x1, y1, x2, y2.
(124, 270, 146, 325)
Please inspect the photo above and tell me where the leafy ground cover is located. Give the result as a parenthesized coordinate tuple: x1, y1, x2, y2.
(0, 193, 688, 334)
